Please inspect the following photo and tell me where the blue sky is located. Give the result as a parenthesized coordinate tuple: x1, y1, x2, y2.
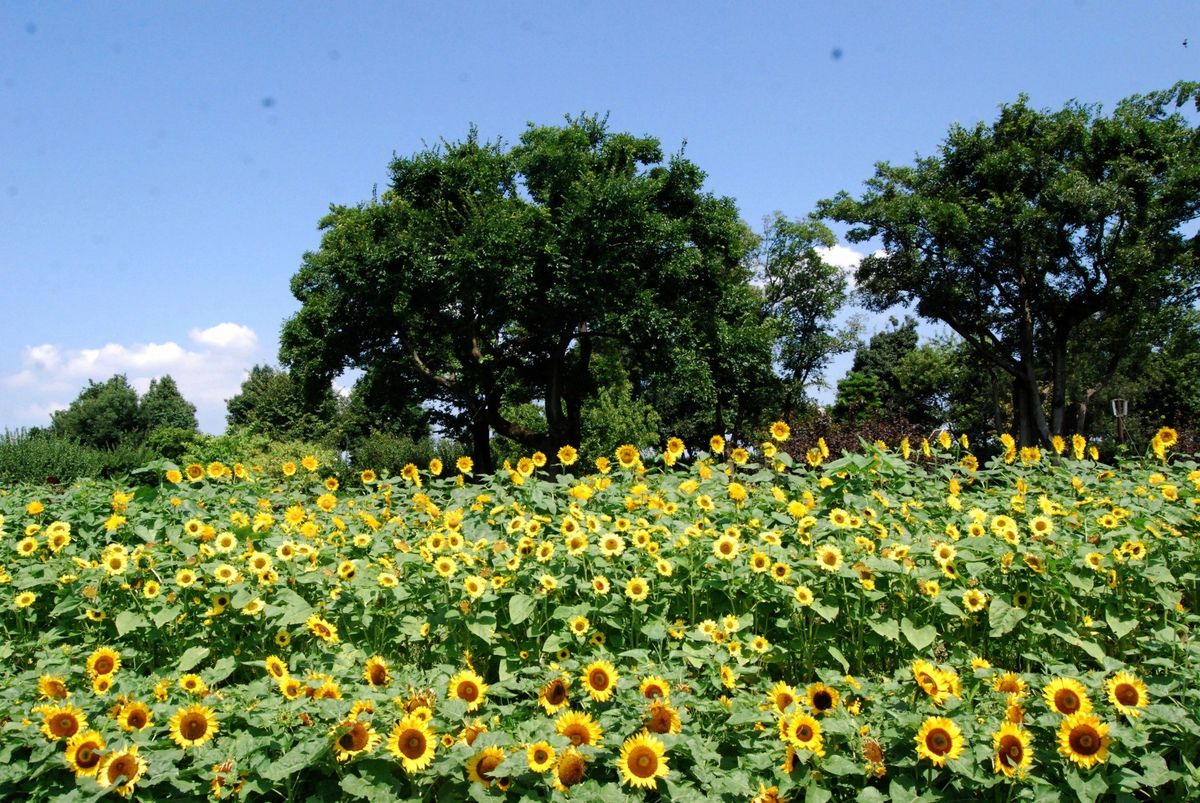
(1, 2, 1194, 432)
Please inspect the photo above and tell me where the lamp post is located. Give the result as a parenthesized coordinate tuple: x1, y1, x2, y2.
(1111, 398, 1129, 445)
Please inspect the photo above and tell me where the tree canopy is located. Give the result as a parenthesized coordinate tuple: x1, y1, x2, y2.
(281, 115, 779, 470)
(820, 82, 1200, 444)
(140, 375, 198, 433)
(51, 375, 143, 449)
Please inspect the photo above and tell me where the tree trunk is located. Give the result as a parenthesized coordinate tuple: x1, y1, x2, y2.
(1049, 328, 1069, 436)
(470, 408, 494, 475)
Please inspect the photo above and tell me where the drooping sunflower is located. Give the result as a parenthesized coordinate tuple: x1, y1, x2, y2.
(581, 660, 618, 703)
(638, 675, 671, 702)
(387, 714, 437, 774)
(526, 741, 557, 773)
(97, 745, 146, 797)
(992, 672, 1027, 699)
(363, 656, 390, 687)
(617, 731, 669, 790)
(992, 722, 1033, 778)
(806, 682, 839, 715)
(169, 704, 219, 748)
(1058, 713, 1109, 769)
(915, 716, 963, 767)
(1043, 677, 1092, 717)
(37, 674, 69, 700)
(333, 718, 381, 762)
(553, 748, 588, 792)
(86, 647, 121, 679)
(644, 701, 682, 735)
(538, 676, 571, 715)
(1106, 672, 1148, 718)
(767, 681, 797, 714)
(448, 669, 488, 712)
(912, 660, 953, 705)
(306, 613, 339, 644)
(466, 745, 507, 787)
(556, 710, 604, 747)
(64, 729, 105, 777)
(41, 704, 86, 741)
(117, 701, 152, 732)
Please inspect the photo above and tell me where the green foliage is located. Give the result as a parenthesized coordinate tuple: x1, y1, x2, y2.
(50, 374, 144, 448)
(140, 375, 198, 432)
(831, 371, 884, 426)
(281, 115, 775, 471)
(146, 426, 203, 462)
(225, 365, 339, 445)
(580, 381, 661, 462)
(349, 432, 467, 480)
(0, 429, 102, 484)
(820, 81, 1200, 445)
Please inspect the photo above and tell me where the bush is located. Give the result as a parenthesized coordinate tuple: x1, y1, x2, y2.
(0, 430, 102, 485)
(350, 431, 467, 481)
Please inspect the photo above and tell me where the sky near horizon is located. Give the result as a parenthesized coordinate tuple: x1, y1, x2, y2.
(1, 2, 1194, 433)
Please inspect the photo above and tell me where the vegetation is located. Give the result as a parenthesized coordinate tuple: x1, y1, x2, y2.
(1, 431, 1196, 801)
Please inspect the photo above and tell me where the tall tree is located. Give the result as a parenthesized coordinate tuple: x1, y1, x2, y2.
(820, 82, 1200, 444)
(51, 375, 144, 448)
(751, 212, 858, 413)
(140, 375, 199, 432)
(281, 116, 773, 470)
(225, 365, 338, 443)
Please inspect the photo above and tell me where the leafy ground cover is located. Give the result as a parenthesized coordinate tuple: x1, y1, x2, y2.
(1, 429, 1198, 801)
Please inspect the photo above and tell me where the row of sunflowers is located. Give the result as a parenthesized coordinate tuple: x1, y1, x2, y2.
(1, 427, 1197, 801)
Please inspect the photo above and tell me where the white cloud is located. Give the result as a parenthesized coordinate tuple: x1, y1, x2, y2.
(190, 322, 258, 352)
(816, 244, 869, 271)
(1, 323, 266, 434)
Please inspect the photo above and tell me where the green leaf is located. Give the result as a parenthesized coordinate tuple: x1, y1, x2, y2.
(176, 646, 210, 673)
(868, 618, 899, 641)
(270, 588, 314, 627)
(856, 788, 886, 803)
(1070, 768, 1109, 803)
(261, 738, 326, 781)
(827, 645, 849, 672)
(889, 776, 920, 803)
(901, 616, 937, 651)
(812, 601, 840, 622)
(208, 656, 237, 685)
(509, 593, 536, 625)
(114, 610, 147, 636)
(152, 605, 180, 628)
(340, 761, 403, 802)
(821, 754, 862, 776)
(988, 597, 1027, 637)
(1104, 607, 1138, 639)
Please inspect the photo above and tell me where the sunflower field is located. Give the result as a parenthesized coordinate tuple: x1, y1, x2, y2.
(1, 427, 1198, 802)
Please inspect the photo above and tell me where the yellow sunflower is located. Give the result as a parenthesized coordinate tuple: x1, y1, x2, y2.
(97, 745, 146, 797)
(333, 719, 381, 762)
(780, 711, 825, 757)
(1105, 672, 1148, 718)
(466, 745, 507, 787)
(538, 676, 571, 715)
(814, 544, 843, 572)
(363, 656, 390, 687)
(767, 681, 797, 714)
(306, 613, 339, 644)
(617, 731, 669, 790)
(387, 714, 437, 773)
(992, 672, 1027, 698)
(644, 701, 682, 735)
(639, 675, 671, 702)
(553, 748, 588, 792)
(1058, 713, 1109, 769)
(806, 682, 839, 715)
(915, 716, 963, 767)
(526, 741, 556, 773)
(992, 722, 1033, 778)
(581, 660, 619, 702)
(169, 704, 219, 748)
(556, 710, 604, 747)
(37, 674, 68, 700)
(448, 669, 488, 712)
(41, 704, 86, 741)
(64, 729, 105, 777)
(86, 647, 121, 679)
(117, 701, 152, 731)
(1043, 677, 1092, 717)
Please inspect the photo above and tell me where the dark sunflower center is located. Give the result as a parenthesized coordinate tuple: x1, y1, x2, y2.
(109, 756, 137, 782)
(1070, 727, 1100, 755)
(545, 682, 566, 704)
(457, 682, 479, 702)
(647, 710, 672, 733)
(479, 755, 500, 778)
(402, 731, 425, 758)
(813, 691, 832, 710)
(797, 725, 814, 741)
(1056, 691, 1079, 713)
(94, 658, 114, 675)
(565, 726, 586, 746)
(928, 730, 950, 753)
(534, 749, 549, 763)
(127, 710, 147, 728)
(1115, 684, 1139, 706)
(631, 748, 656, 776)
(589, 670, 610, 691)
(999, 736, 1022, 765)
(558, 756, 585, 785)
(369, 667, 386, 684)
(181, 714, 208, 740)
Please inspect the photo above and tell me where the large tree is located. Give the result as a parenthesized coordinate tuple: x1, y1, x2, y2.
(820, 82, 1200, 444)
(140, 375, 198, 432)
(281, 116, 774, 471)
(51, 375, 144, 448)
(225, 365, 339, 444)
